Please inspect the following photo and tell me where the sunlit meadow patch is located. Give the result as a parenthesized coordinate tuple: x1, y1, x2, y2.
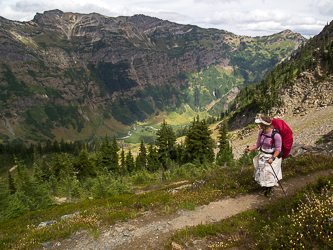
(258, 178, 333, 249)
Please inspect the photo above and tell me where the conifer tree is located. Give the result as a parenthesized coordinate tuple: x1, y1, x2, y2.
(110, 136, 120, 173)
(75, 144, 95, 179)
(6, 158, 54, 219)
(33, 142, 41, 155)
(8, 170, 16, 195)
(73, 144, 80, 156)
(137, 138, 147, 170)
(147, 142, 159, 172)
(51, 154, 67, 179)
(32, 163, 44, 185)
(44, 139, 52, 153)
(14, 157, 31, 194)
(184, 116, 215, 164)
(5, 191, 31, 219)
(120, 147, 128, 175)
(125, 149, 135, 173)
(51, 153, 74, 200)
(52, 139, 60, 153)
(33, 157, 52, 183)
(156, 120, 176, 169)
(176, 143, 183, 167)
(216, 123, 233, 165)
(60, 138, 66, 152)
(99, 135, 120, 175)
(135, 156, 141, 172)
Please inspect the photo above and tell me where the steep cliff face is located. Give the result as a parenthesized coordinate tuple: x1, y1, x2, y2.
(0, 10, 307, 143)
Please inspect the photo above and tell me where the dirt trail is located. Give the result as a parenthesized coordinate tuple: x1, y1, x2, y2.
(53, 169, 332, 250)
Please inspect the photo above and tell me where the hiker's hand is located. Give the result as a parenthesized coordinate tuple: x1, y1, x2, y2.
(267, 158, 273, 164)
(245, 147, 250, 152)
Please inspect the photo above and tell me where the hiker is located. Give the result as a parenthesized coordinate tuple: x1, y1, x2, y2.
(245, 116, 282, 197)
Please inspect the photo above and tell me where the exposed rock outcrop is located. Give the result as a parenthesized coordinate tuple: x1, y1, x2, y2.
(289, 142, 333, 158)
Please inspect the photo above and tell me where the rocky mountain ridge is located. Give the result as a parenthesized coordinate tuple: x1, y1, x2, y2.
(0, 10, 307, 144)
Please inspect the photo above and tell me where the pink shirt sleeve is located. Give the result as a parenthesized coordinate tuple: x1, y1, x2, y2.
(273, 133, 282, 152)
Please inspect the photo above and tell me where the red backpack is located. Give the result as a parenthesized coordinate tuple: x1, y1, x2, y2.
(271, 119, 293, 158)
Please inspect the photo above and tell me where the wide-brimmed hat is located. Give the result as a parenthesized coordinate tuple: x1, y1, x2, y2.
(255, 117, 271, 125)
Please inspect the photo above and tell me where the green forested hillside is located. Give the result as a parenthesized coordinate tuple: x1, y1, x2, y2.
(228, 21, 333, 121)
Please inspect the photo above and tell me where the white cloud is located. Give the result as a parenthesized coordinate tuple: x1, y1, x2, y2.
(314, 0, 333, 16)
(240, 21, 284, 32)
(193, 0, 240, 3)
(203, 8, 327, 36)
(205, 9, 292, 24)
(153, 12, 188, 22)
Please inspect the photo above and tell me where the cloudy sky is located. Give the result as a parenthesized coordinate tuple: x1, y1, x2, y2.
(0, 0, 332, 38)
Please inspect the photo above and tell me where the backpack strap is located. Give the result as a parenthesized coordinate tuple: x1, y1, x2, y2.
(259, 128, 280, 155)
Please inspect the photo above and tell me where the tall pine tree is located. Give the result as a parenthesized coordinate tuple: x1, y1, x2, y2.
(125, 149, 135, 173)
(137, 138, 147, 170)
(98, 135, 120, 175)
(216, 123, 233, 165)
(147, 141, 159, 172)
(74, 144, 96, 179)
(184, 116, 215, 164)
(156, 120, 176, 169)
(120, 147, 128, 175)
(8, 170, 16, 195)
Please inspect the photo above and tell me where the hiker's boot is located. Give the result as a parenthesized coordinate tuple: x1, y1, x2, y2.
(258, 187, 267, 196)
(266, 187, 275, 197)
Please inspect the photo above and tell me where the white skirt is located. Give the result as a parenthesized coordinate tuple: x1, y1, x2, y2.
(253, 148, 282, 187)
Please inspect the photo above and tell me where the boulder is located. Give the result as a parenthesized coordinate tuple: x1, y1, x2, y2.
(61, 212, 80, 221)
(37, 220, 57, 229)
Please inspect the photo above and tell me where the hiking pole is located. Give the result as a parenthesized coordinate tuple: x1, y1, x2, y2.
(269, 162, 287, 198)
(236, 146, 249, 189)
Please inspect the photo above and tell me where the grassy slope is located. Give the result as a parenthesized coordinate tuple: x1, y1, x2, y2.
(1, 154, 332, 249)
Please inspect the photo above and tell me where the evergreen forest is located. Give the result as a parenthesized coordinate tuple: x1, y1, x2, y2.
(0, 116, 235, 221)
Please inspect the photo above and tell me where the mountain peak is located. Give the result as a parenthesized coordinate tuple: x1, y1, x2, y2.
(33, 9, 65, 22)
(0, 10, 309, 144)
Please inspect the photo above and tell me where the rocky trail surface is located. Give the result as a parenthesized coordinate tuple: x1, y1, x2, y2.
(47, 106, 333, 250)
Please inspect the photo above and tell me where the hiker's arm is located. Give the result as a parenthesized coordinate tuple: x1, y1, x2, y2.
(246, 130, 263, 152)
(272, 151, 280, 158)
(273, 133, 282, 152)
(245, 145, 258, 152)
